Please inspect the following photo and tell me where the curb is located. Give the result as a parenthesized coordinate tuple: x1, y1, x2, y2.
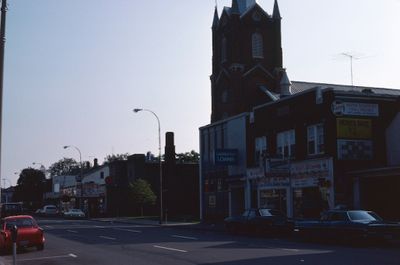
(92, 218, 225, 233)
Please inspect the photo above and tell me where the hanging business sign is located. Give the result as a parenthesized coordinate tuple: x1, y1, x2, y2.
(214, 149, 238, 165)
(336, 118, 372, 139)
(331, 101, 379, 117)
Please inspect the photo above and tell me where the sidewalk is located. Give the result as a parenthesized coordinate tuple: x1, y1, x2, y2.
(91, 217, 226, 233)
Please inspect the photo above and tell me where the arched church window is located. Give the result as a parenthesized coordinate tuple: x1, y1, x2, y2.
(221, 89, 228, 103)
(252, 33, 263, 58)
(221, 37, 227, 62)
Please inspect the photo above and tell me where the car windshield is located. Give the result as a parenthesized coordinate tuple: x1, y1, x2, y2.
(5, 218, 35, 230)
(259, 209, 285, 217)
(347, 211, 382, 221)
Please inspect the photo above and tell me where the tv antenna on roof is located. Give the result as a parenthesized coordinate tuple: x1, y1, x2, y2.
(338, 52, 372, 86)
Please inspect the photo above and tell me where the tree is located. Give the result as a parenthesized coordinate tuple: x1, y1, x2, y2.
(176, 150, 199, 163)
(13, 168, 46, 209)
(48, 157, 79, 177)
(104, 153, 129, 163)
(128, 179, 156, 216)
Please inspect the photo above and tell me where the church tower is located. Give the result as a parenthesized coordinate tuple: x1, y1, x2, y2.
(211, 0, 286, 123)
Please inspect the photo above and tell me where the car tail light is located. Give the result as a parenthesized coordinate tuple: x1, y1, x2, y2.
(1, 231, 8, 240)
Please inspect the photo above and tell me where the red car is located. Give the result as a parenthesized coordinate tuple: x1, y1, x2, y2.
(0, 215, 45, 252)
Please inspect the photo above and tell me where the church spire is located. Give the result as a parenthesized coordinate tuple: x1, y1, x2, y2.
(212, 6, 219, 29)
(231, 0, 240, 15)
(273, 0, 281, 19)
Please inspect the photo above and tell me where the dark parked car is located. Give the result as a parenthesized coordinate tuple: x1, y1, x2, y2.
(0, 203, 24, 218)
(295, 210, 400, 243)
(224, 208, 293, 235)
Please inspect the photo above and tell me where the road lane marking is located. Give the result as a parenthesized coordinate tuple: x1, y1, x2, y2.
(99, 236, 116, 240)
(114, 228, 142, 233)
(44, 225, 53, 229)
(281, 248, 300, 252)
(94, 225, 105, 228)
(12, 253, 78, 262)
(67, 230, 78, 233)
(153, 245, 188, 253)
(171, 235, 198, 240)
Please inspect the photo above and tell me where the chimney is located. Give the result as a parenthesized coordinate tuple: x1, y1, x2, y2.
(94, 158, 99, 167)
(165, 132, 176, 164)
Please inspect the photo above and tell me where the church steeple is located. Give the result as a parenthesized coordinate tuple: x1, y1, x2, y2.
(231, 0, 240, 15)
(212, 6, 219, 29)
(273, 0, 281, 19)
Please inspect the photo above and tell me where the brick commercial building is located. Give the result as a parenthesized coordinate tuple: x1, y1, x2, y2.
(200, 0, 400, 222)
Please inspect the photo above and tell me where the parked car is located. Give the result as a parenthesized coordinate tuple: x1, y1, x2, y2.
(294, 210, 400, 244)
(0, 203, 24, 218)
(63, 209, 85, 219)
(224, 208, 293, 235)
(0, 215, 45, 252)
(36, 205, 58, 216)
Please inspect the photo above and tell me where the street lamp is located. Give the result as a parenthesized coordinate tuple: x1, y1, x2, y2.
(63, 145, 83, 209)
(133, 108, 163, 224)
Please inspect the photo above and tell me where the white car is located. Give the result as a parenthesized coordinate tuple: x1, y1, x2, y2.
(63, 209, 85, 219)
(37, 205, 59, 216)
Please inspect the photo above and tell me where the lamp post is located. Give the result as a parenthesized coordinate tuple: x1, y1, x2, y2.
(63, 145, 83, 209)
(133, 108, 163, 224)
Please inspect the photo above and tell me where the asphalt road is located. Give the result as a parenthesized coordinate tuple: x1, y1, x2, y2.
(1, 218, 399, 265)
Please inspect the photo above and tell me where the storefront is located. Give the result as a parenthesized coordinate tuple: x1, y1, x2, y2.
(251, 157, 334, 218)
(290, 157, 334, 218)
(82, 182, 106, 217)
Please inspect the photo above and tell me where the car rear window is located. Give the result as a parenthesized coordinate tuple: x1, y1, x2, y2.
(348, 211, 381, 221)
(5, 218, 35, 229)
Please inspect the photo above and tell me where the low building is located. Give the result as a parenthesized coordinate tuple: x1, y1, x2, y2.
(107, 132, 199, 220)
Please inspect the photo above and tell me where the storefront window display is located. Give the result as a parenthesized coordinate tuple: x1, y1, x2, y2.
(259, 188, 287, 214)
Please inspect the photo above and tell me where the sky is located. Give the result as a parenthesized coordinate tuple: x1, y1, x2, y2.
(2, 0, 400, 186)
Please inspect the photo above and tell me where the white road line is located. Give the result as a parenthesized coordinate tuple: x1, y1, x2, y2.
(114, 228, 142, 233)
(44, 225, 53, 229)
(94, 225, 105, 228)
(67, 230, 78, 233)
(171, 235, 198, 240)
(12, 253, 78, 262)
(99, 236, 116, 240)
(153, 245, 188, 253)
(281, 248, 300, 252)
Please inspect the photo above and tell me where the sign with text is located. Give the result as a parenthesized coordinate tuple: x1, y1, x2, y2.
(331, 101, 379, 117)
(337, 118, 372, 139)
(214, 149, 238, 165)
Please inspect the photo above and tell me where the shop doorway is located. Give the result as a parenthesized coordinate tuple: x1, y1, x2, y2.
(230, 186, 245, 216)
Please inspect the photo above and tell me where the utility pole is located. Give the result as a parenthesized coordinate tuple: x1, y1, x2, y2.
(0, 0, 8, 203)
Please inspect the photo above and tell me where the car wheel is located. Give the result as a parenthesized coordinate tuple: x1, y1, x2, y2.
(36, 244, 44, 251)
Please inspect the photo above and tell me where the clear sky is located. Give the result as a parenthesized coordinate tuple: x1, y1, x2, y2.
(2, 0, 400, 185)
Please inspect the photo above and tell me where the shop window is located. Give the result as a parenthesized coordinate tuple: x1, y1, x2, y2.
(307, 124, 324, 155)
(276, 130, 295, 158)
(255, 136, 267, 166)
